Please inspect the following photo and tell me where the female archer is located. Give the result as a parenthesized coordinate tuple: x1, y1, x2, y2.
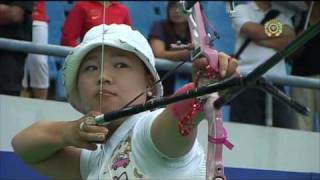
(12, 24, 238, 179)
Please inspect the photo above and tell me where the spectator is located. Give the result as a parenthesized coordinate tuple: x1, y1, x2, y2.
(290, 1, 320, 131)
(61, 1, 132, 47)
(229, 1, 296, 128)
(21, 0, 49, 99)
(0, 1, 33, 96)
(148, 1, 192, 96)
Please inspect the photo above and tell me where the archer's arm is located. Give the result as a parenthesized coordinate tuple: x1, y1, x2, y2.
(11, 112, 107, 179)
(150, 53, 238, 158)
(11, 120, 83, 179)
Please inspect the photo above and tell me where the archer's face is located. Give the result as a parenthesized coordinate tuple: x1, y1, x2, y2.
(77, 46, 153, 114)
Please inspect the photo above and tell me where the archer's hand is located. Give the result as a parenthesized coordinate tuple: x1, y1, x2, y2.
(63, 111, 108, 150)
(192, 52, 239, 80)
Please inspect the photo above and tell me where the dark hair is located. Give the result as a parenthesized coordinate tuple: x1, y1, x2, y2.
(162, 1, 190, 44)
(166, 1, 179, 20)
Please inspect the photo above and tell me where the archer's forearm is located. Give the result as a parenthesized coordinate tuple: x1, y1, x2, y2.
(11, 121, 73, 164)
(150, 82, 202, 158)
(151, 106, 199, 158)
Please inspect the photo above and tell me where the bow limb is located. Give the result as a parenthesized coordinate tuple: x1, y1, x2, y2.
(203, 85, 234, 180)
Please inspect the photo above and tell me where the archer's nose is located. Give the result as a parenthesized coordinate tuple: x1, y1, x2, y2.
(97, 71, 113, 85)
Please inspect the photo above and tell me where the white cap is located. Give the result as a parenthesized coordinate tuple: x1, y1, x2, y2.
(62, 24, 163, 113)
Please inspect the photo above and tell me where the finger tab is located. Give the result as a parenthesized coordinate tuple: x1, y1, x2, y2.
(85, 117, 96, 125)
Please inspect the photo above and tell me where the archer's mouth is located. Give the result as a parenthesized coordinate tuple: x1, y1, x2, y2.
(97, 89, 117, 97)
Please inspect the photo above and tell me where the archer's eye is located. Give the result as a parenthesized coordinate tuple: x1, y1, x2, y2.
(114, 62, 129, 69)
(84, 65, 98, 71)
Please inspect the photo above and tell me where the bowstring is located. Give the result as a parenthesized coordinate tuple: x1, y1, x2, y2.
(99, 1, 106, 113)
(99, 1, 113, 179)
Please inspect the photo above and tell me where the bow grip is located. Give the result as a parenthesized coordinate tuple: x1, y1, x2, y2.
(192, 44, 220, 78)
(202, 46, 219, 75)
(194, 46, 220, 99)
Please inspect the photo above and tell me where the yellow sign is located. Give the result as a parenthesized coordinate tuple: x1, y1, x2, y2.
(264, 19, 283, 37)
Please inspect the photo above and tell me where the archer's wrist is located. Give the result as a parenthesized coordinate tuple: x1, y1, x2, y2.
(169, 83, 209, 136)
(170, 82, 208, 123)
(170, 83, 195, 119)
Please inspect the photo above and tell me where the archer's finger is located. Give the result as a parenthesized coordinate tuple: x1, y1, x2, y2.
(226, 57, 238, 77)
(78, 142, 98, 151)
(79, 111, 102, 129)
(192, 57, 209, 71)
(79, 117, 96, 132)
(79, 132, 107, 142)
(218, 52, 229, 78)
(81, 124, 109, 134)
